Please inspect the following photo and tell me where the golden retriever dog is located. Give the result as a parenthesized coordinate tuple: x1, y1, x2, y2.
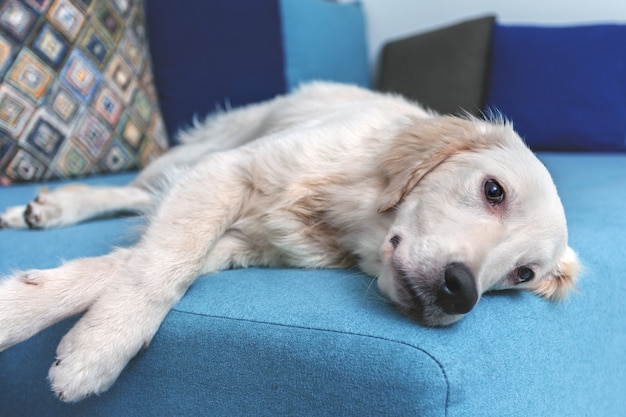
(0, 82, 579, 401)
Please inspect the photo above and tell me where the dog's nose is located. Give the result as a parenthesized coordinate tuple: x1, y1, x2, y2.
(436, 263, 478, 315)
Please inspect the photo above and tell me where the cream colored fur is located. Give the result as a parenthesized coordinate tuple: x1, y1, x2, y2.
(0, 82, 579, 402)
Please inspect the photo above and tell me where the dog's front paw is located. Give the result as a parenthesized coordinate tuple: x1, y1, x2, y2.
(0, 205, 28, 229)
(24, 193, 63, 229)
(48, 294, 163, 402)
(0, 270, 50, 351)
(48, 325, 141, 402)
(48, 346, 127, 402)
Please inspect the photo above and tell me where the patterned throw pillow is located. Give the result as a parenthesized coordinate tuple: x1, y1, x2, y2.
(0, 0, 168, 183)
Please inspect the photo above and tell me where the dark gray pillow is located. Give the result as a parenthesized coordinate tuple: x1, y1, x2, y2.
(376, 15, 496, 116)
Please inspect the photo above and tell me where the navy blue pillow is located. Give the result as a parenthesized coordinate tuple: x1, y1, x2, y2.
(146, 0, 369, 144)
(487, 24, 626, 152)
(146, 1, 285, 144)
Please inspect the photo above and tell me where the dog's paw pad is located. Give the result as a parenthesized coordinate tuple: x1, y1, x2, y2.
(25, 203, 44, 229)
(18, 271, 43, 286)
(24, 198, 62, 229)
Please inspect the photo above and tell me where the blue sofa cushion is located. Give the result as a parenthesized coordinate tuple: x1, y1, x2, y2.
(486, 23, 626, 152)
(280, 0, 369, 91)
(0, 0, 169, 183)
(1, 153, 625, 416)
(146, 0, 369, 145)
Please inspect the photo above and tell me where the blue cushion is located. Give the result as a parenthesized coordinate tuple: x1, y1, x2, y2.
(486, 24, 626, 152)
(1, 153, 625, 416)
(280, 0, 369, 91)
(145, 1, 286, 145)
(146, 0, 369, 144)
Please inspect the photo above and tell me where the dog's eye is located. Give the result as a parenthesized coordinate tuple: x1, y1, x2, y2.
(484, 179, 505, 205)
(390, 234, 401, 249)
(516, 266, 535, 284)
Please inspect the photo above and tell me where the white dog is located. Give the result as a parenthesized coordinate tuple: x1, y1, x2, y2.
(0, 82, 579, 402)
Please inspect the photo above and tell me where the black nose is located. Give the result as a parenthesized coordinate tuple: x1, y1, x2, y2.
(436, 263, 478, 315)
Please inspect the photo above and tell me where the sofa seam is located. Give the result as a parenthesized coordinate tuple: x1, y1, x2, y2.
(171, 307, 451, 416)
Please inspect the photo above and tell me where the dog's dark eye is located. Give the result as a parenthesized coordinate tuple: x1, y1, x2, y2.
(516, 267, 535, 284)
(484, 179, 505, 205)
(390, 234, 401, 249)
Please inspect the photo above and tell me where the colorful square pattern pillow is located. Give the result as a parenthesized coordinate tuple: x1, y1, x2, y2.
(0, 0, 168, 183)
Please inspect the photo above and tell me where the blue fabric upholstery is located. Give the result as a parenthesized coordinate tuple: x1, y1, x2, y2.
(146, 0, 369, 144)
(280, 0, 369, 91)
(1, 153, 625, 416)
(487, 24, 626, 152)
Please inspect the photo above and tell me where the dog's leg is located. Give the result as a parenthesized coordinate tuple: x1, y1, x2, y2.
(0, 249, 130, 351)
(1, 94, 286, 230)
(44, 158, 253, 401)
(48, 276, 174, 401)
(0, 205, 29, 228)
(0, 184, 152, 229)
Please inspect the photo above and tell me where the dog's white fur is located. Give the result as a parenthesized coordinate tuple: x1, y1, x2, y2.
(0, 82, 579, 401)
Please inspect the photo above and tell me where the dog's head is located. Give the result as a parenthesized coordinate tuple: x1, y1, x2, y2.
(376, 116, 579, 326)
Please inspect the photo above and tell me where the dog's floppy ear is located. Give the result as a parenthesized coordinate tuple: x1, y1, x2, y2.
(377, 115, 498, 212)
(531, 246, 580, 300)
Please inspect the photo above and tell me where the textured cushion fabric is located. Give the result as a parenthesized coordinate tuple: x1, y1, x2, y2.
(0, 0, 168, 183)
(487, 24, 626, 152)
(376, 15, 495, 116)
(280, 0, 369, 91)
(146, 0, 369, 145)
(1, 153, 625, 416)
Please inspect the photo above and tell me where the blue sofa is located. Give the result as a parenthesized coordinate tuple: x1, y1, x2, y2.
(2, 153, 625, 416)
(1, 2, 625, 416)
